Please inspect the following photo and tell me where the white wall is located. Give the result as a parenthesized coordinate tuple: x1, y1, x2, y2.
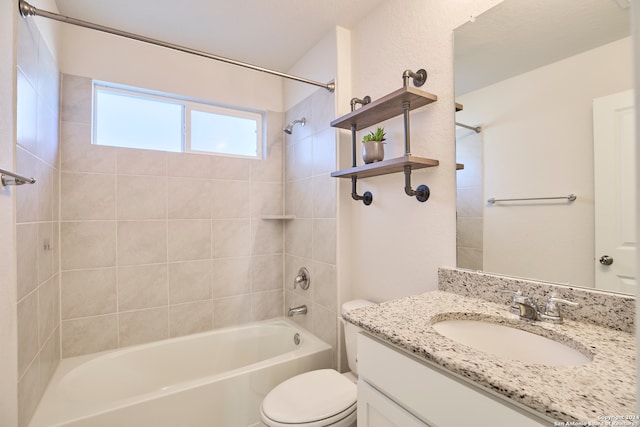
(457, 37, 633, 287)
(1, 0, 18, 425)
(59, 23, 283, 113)
(343, 0, 501, 303)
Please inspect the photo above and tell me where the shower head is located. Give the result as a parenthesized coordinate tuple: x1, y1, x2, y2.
(283, 117, 306, 134)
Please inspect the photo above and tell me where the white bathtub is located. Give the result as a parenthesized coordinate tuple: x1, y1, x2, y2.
(29, 318, 333, 427)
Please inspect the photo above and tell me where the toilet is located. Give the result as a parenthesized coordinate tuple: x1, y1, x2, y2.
(260, 299, 374, 427)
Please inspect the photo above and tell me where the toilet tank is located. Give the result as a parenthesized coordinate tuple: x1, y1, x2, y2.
(341, 299, 374, 376)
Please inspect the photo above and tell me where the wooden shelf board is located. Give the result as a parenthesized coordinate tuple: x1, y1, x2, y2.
(456, 163, 464, 170)
(330, 86, 438, 131)
(331, 156, 439, 179)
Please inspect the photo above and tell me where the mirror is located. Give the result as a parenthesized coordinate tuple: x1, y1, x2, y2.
(454, 0, 634, 294)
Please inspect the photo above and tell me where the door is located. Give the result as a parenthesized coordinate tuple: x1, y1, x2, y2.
(593, 89, 636, 293)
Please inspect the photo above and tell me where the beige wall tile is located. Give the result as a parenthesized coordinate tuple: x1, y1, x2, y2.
(312, 219, 336, 264)
(17, 292, 39, 379)
(285, 219, 312, 258)
(168, 177, 210, 219)
(312, 261, 337, 312)
(212, 257, 251, 298)
(117, 147, 167, 176)
(16, 224, 38, 300)
(213, 295, 252, 328)
(61, 314, 118, 357)
(169, 301, 213, 337)
(251, 254, 283, 292)
(61, 172, 115, 220)
(312, 174, 336, 219)
(251, 220, 283, 256)
(37, 276, 59, 346)
(16, 70, 38, 154)
(167, 219, 211, 262)
(117, 175, 167, 220)
(61, 221, 116, 270)
(251, 290, 283, 321)
(38, 329, 60, 397)
(210, 180, 250, 219)
(117, 220, 167, 266)
(15, 148, 38, 223)
(61, 74, 92, 124)
(167, 152, 210, 179)
(118, 264, 168, 311)
(60, 122, 116, 174)
(118, 308, 168, 347)
(17, 355, 39, 427)
(36, 162, 54, 222)
(61, 268, 116, 320)
(211, 219, 251, 258)
(168, 260, 212, 304)
(37, 223, 54, 284)
(250, 182, 282, 218)
(208, 155, 250, 180)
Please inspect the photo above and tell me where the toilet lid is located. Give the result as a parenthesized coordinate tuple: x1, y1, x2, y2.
(261, 369, 357, 424)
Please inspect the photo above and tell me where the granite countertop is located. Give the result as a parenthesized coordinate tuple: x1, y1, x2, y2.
(344, 290, 636, 423)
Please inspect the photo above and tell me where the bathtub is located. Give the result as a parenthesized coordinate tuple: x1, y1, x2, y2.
(29, 318, 333, 427)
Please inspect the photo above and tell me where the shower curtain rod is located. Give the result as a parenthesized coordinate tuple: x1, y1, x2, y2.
(18, 0, 335, 93)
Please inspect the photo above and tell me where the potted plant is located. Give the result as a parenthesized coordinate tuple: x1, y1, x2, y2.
(362, 126, 386, 164)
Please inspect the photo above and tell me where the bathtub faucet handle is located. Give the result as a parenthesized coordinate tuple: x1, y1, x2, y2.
(293, 267, 310, 290)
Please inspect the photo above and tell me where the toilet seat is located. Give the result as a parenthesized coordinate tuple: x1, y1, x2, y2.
(260, 369, 357, 427)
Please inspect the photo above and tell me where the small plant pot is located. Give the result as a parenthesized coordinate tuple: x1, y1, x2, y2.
(362, 141, 385, 164)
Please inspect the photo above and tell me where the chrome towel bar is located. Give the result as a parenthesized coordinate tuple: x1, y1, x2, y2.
(488, 194, 576, 204)
(0, 167, 36, 186)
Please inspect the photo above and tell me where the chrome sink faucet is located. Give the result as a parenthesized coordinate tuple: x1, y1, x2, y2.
(505, 291, 577, 324)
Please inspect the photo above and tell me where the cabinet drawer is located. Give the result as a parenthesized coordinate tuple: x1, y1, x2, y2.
(358, 381, 429, 427)
(357, 333, 549, 427)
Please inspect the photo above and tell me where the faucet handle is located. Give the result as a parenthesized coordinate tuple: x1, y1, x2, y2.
(542, 295, 578, 323)
(293, 267, 310, 290)
(544, 295, 578, 316)
(499, 289, 523, 314)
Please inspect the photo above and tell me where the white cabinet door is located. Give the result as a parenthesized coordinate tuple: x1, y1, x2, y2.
(357, 381, 429, 427)
(358, 333, 550, 427)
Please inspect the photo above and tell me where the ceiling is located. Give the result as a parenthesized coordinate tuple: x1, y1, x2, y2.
(454, 0, 631, 95)
(54, 0, 384, 72)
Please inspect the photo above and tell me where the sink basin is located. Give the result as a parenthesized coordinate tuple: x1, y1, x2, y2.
(432, 319, 591, 366)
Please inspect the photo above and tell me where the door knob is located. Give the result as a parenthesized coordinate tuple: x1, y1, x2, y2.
(599, 255, 614, 265)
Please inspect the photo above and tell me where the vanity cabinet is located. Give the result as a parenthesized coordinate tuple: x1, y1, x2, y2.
(357, 333, 550, 427)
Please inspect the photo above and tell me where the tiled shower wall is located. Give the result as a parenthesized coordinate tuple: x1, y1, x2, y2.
(455, 127, 483, 270)
(15, 17, 61, 427)
(283, 89, 339, 365)
(59, 74, 285, 357)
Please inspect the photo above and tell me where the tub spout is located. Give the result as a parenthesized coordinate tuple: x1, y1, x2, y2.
(287, 305, 307, 317)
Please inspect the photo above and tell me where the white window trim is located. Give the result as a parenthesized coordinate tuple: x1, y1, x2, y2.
(92, 80, 264, 159)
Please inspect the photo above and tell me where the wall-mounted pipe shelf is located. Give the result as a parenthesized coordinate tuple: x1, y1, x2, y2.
(330, 69, 439, 205)
(331, 155, 438, 179)
(0, 167, 36, 186)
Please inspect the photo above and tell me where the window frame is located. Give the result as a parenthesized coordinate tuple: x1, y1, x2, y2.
(92, 81, 265, 159)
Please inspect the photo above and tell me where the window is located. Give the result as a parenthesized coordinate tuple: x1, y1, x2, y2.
(93, 82, 264, 159)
